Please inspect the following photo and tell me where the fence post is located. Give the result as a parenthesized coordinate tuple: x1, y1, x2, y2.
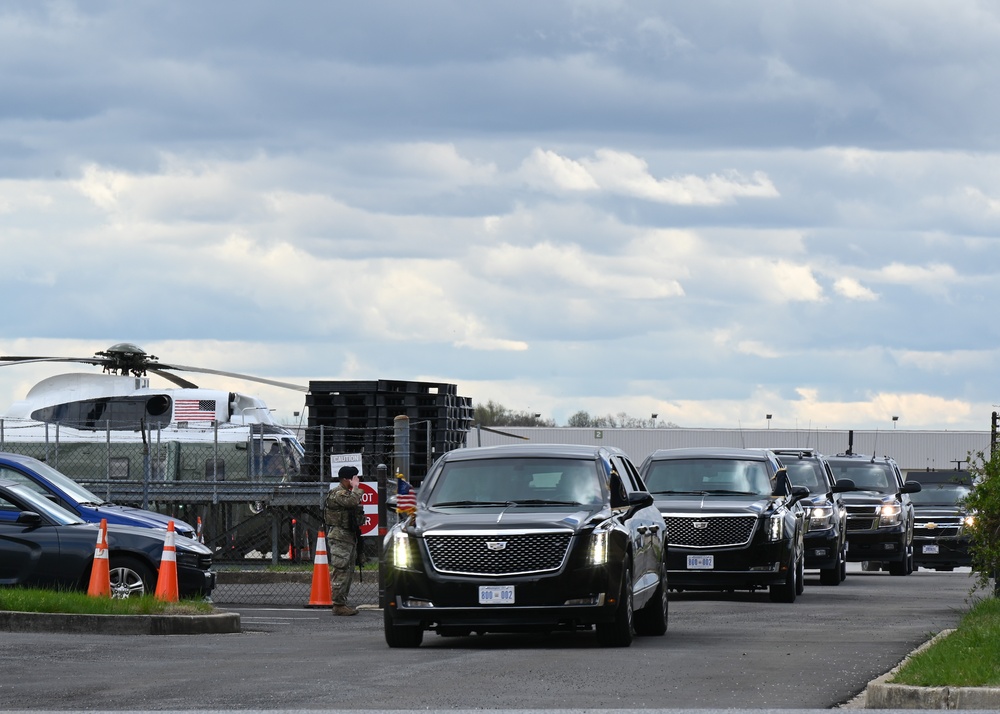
(105, 420, 112, 501)
(393, 415, 410, 481)
(377, 462, 388, 608)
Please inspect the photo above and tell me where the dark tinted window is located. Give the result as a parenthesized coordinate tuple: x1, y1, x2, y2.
(31, 396, 172, 431)
(644, 458, 773, 496)
(910, 483, 970, 506)
(428, 457, 605, 506)
(782, 459, 829, 493)
(828, 461, 897, 493)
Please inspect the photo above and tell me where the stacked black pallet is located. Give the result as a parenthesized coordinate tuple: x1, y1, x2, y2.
(302, 379, 474, 482)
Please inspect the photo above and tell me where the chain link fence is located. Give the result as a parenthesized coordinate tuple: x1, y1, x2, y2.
(0, 420, 429, 607)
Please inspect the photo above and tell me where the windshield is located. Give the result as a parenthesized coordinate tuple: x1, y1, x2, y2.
(644, 458, 774, 496)
(1, 460, 104, 505)
(909, 483, 970, 506)
(426, 457, 606, 508)
(782, 460, 828, 493)
(1, 482, 86, 525)
(828, 461, 897, 493)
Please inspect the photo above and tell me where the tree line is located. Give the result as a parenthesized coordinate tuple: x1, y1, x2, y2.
(473, 400, 678, 428)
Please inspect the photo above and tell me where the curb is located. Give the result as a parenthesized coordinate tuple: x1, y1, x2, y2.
(0, 609, 241, 635)
(865, 629, 1000, 709)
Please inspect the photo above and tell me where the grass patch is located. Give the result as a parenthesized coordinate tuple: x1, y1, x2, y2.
(0, 588, 215, 616)
(891, 597, 1000, 687)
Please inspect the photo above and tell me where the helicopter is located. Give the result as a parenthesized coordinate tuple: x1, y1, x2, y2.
(0, 342, 308, 479)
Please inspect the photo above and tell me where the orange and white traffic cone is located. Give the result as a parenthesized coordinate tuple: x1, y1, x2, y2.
(305, 530, 333, 608)
(87, 518, 111, 597)
(154, 520, 180, 602)
(301, 529, 312, 561)
(196, 516, 204, 543)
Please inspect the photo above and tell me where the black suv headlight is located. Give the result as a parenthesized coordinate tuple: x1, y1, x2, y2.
(878, 501, 903, 527)
(805, 504, 835, 531)
(767, 513, 785, 542)
(589, 526, 611, 565)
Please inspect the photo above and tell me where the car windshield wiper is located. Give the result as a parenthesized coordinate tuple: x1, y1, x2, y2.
(651, 490, 709, 495)
(431, 500, 513, 508)
(506, 499, 584, 506)
(80, 501, 118, 507)
(701, 489, 761, 496)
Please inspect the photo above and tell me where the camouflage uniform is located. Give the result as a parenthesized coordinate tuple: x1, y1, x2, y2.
(324, 483, 364, 608)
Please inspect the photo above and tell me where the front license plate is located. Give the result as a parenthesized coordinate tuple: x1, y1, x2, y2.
(479, 585, 515, 604)
(923, 544, 940, 555)
(687, 554, 714, 569)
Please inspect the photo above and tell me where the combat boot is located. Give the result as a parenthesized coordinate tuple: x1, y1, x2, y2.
(332, 604, 358, 616)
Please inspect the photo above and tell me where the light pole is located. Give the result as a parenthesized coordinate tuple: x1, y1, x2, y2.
(766, 414, 772, 429)
(892, 415, 899, 429)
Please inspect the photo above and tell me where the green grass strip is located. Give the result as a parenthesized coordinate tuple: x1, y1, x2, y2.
(891, 597, 1000, 687)
(0, 587, 214, 615)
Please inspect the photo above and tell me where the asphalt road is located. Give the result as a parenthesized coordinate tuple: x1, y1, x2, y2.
(0, 565, 980, 711)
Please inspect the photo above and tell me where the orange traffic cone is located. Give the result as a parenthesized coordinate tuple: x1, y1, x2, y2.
(154, 520, 180, 602)
(196, 516, 204, 543)
(301, 529, 312, 561)
(87, 518, 111, 597)
(305, 530, 333, 608)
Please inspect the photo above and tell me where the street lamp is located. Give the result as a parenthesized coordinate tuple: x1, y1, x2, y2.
(892, 416, 899, 429)
(766, 414, 772, 429)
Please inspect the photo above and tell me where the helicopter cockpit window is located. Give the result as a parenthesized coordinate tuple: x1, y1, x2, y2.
(31, 396, 174, 431)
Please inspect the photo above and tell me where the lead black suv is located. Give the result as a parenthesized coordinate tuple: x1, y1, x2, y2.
(770, 448, 855, 586)
(382, 443, 668, 648)
(826, 453, 921, 576)
(906, 470, 974, 571)
(638, 447, 808, 603)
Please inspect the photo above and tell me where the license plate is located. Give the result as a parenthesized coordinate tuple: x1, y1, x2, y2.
(687, 554, 714, 569)
(923, 544, 939, 555)
(479, 585, 515, 604)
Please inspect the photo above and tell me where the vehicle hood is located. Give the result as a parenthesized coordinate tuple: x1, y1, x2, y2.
(67, 521, 212, 555)
(652, 494, 772, 515)
(86, 504, 196, 537)
(841, 491, 895, 506)
(412, 506, 606, 534)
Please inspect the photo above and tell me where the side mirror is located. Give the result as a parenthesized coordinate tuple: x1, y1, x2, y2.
(16, 511, 43, 526)
(832, 478, 857, 493)
(788, 485, 810, 507)
(629, 491, 654, 510)
(610, 472, 629, 509)
(901, 481, 922, 494)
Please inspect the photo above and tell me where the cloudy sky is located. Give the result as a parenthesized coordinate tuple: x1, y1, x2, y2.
(2, 1, 1000, 431)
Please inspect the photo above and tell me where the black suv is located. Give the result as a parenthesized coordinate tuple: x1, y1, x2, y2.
(770, 448, 855, 586)
(638, 447, 808, 603)
(826, 453, 921, 576)
(907, 470, 974, 571)
(382, 443, 668, 648)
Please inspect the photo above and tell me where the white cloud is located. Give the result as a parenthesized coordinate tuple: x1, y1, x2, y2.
(834, 276, 879, 301)
(519, 148, 779, 204)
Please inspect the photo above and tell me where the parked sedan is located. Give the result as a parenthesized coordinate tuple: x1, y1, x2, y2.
(0, 479, 215, 598)
(0, 452, 197, 539)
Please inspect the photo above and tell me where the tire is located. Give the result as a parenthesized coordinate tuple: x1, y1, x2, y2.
(633, 566, 668, 637)
(383, 605, 423, 648)
(769, 559, 798, 603)
(840, 548, 848, 581)
(820, 562, 841, 586)
(597, 565, 634, 647)
(888, 558, 907, 576)
(109, 556, 155, 599)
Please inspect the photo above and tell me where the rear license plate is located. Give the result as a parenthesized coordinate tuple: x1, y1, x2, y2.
(479, 585, 515, 604)
(922, 544, 939, 555)
(687, 554, 714, 569)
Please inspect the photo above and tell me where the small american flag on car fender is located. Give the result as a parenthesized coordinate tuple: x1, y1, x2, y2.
(397, 476, 417, 515)
(175, 399, 217, 421)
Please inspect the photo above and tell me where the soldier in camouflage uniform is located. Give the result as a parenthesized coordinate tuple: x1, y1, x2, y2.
(324, 465, 365, 616)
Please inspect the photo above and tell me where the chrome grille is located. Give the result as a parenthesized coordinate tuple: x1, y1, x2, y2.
(846, 504, 880, 532)
(425, 531, 573, 576)
(914, 515, 963, 538)
(663, 515, 757, 548)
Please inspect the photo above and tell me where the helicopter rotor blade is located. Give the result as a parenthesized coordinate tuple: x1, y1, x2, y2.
(0, 357, 104, 367)
(147, 369, 201, 389)
(150, 362, 309, 392)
